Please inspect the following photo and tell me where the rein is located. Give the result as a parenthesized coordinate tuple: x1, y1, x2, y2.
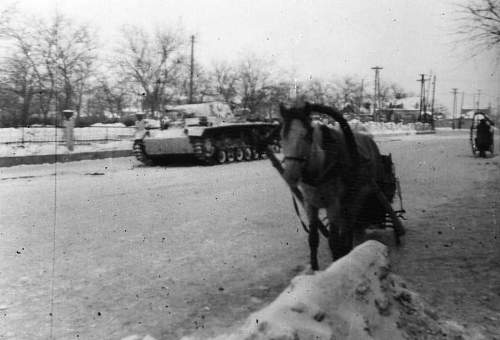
(283, 156, 307, 162)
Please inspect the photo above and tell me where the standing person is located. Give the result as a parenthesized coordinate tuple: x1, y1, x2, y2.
(135, 112, 147, 132)
(62, 110, 75, 152)
(476, 118, 493, 158)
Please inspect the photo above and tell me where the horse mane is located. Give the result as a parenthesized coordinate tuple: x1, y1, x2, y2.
(304, 103, 360, 169)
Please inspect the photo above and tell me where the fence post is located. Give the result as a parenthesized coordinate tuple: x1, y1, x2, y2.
(21, 127, 24, 144)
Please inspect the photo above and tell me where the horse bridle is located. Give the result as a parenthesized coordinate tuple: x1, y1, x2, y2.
(283, 155, 308, 163)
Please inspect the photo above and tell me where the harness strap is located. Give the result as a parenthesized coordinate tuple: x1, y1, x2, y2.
(292, 196, 310, 234)
(283, 156, 308, 162)
(292, 196, 329, 238)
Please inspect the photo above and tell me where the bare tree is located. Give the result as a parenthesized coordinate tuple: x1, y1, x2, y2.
(178, 61, 212, 104)
(334, 76, 364, 110)
(116, 25, 185, 116)
(211, 61, 238, 103)
(457, 0, 500, 54)
(237, 55, 272, 114)
(1, 12, 97, 123)
(0, 53, 36, 125)
(88, 76, 132, 118)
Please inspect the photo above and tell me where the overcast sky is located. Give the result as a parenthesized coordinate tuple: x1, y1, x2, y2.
(3, 0, 500, 111)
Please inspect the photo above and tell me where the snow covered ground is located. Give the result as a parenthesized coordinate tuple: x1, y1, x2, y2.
(1, 132, 498, 339)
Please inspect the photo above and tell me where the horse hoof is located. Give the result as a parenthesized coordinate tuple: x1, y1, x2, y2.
(395, 235, 405, 247)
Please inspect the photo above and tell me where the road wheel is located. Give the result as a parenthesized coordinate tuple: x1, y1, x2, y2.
(252, 148, 260, 160)
(227, 149, 235, 162)
(215, 149, 227, 164)
(243, 147, 253, 161)
(235, 148, 244, 161)
(204, 139, 216, 159)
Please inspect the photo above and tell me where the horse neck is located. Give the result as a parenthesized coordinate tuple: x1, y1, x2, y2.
(305, 124, 351, 179)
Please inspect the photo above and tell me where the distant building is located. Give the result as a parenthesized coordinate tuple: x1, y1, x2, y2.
(391, 96, 420, 110)
(460, 108, 491, 119)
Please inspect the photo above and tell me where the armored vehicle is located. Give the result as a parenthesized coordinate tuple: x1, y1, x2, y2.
(133, 102, 280, 165)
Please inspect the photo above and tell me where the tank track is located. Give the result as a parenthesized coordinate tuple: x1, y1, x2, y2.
(191, 136, 280, 165)
(133, 140, 154, 165)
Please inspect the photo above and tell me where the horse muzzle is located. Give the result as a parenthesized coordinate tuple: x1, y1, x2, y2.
(282, 157, 306, 187)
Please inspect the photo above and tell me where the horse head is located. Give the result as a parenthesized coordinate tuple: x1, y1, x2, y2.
(279, 102, 360, 188)
(278, 103, 315, 187)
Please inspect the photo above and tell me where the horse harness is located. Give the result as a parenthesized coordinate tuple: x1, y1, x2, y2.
(286, 123, 404, 237)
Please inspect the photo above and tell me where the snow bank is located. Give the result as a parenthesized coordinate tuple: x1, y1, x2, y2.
(357, 121, 417, 136)
(181, 241, 485, 340)
(0, 140, 133, 157)
(90, 122, 127, 127)
(0, 127, 135, 143)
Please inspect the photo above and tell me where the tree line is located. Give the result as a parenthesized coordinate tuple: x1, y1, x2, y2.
(0, 9, 415, 128)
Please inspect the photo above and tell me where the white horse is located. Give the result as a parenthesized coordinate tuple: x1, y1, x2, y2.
(278, 103, 404, 270)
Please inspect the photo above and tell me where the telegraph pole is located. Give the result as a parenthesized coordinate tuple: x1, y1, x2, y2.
(459, 91, 465, 128)
(189, 35, 195, 104)
(359, 78, 364, 111)
(496, 96, 500, 125)
(371, 66, 383, 120)
(476, 89, 481, 110)
(451, 88, 458, 129)
(426, 71, 433, 109)
(417, 74, 426, 122)
(430, 75, 436, 129)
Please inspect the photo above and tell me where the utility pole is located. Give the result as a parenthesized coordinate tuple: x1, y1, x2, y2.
(459, 91, 465, 129)
(359, 78, 364, 112)
(426, 71, 433, 109)
(476, 89, 481, 110)
(371, 66, 383, 120)
(496, 96, 500, 125)
(430, 75, 436, 129)
(417, 74, 426, 122)
(451, 88, 458, 130)
(189, 35, 195, 104)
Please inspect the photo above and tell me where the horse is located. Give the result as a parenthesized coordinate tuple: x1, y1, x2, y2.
(278, 102, 404, 271)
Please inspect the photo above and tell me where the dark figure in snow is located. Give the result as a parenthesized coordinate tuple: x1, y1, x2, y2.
(476, 119, 493, 158)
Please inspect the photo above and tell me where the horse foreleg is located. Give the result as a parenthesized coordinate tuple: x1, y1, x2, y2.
(306, 206, 321, 271)
(327, 200, 352, 261)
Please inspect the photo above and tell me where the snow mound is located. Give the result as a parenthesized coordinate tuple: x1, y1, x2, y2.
(182, 241, 485, 340)
(90, 122, 126, 127)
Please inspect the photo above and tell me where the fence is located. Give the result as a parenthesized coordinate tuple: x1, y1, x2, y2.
(0, 126, 136, 144)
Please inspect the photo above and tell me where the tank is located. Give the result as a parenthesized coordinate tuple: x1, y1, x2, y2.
(133, 102, 281, 165)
